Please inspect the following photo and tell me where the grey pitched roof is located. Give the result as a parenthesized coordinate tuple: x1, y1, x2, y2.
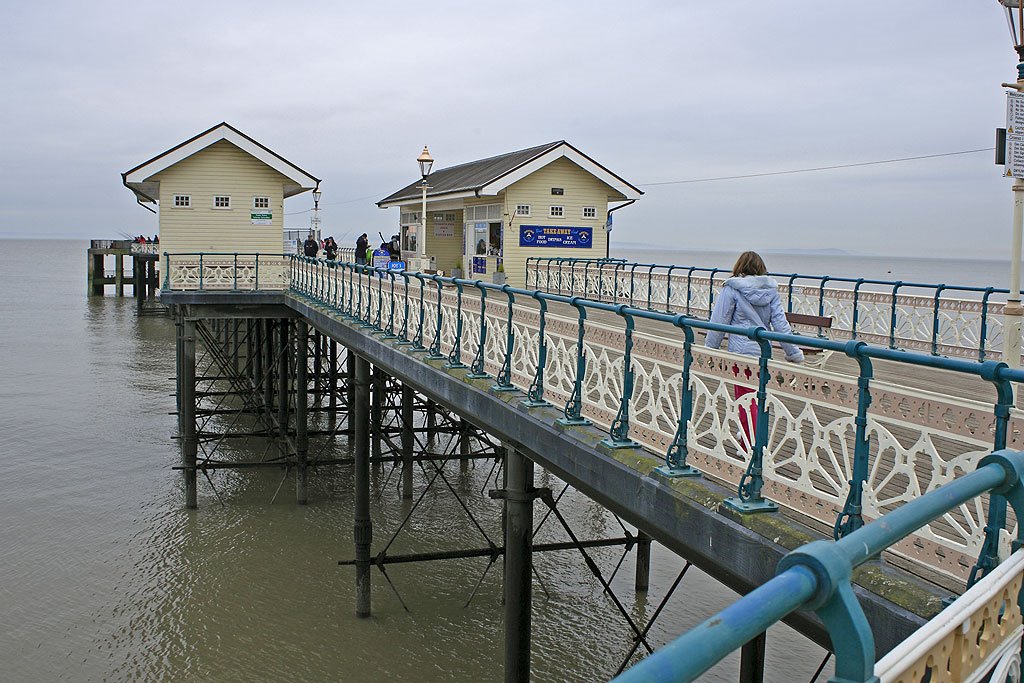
(377, 141, 565, 206)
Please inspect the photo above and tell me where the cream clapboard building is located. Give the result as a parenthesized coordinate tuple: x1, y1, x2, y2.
(122, 123, 320, 258)
(377, 142, 642, 288)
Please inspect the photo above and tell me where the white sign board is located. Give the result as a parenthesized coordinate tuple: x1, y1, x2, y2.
(1009, 92, 1024, 141)
(1008, 140, 1024, 178)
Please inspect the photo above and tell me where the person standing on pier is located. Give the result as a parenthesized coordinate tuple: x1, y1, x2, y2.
(704, 251, 803, 449)
(303, 232, 319, 258)
(324, 236, 338, 260)
(355, 233, 368, 265)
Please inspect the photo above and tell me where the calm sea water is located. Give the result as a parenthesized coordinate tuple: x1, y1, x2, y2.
(5, 238, 997, 681)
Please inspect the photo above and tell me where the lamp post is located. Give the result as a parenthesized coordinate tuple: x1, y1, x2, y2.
(311, 186, 323, 241)
(417, 145, 433, 265)
(1000, 0, 1024, 369)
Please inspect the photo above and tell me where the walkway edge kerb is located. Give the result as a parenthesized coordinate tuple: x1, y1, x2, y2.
(163, 289, 943, 655)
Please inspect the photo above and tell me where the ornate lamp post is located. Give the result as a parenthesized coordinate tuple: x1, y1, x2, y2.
(999, 0, 1024, 369)
(311, 186, 323, 241)
(417, 146, 433, 265)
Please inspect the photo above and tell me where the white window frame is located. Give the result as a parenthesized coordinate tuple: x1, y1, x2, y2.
(582, 206, 597, 219)
(515, 204, 531, 217)
(172, 194, 191, 208)
(213, 195, 232, 210)
(549, 205, 564, 218)
(253, 196, 270, 210)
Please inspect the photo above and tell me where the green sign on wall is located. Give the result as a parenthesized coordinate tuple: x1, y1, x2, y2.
(251, 211, 272, 225)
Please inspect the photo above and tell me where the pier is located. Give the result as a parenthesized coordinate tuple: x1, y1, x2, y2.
(160, 253, 1024, 681)
(87, 239, 161, 312)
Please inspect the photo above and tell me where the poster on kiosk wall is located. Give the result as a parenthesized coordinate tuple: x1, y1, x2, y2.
(519, 226, 592, 248)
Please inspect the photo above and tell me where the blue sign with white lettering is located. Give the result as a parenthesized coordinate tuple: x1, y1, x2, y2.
(519, 225, 593, 248)
(372, 249, 391, 269)
(472, 257, 487, 274)
(387, 261, 405, 271)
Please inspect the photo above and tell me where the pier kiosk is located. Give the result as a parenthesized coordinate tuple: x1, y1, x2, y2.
(121, 122, 320, 263)
(377, 141, 642, 287)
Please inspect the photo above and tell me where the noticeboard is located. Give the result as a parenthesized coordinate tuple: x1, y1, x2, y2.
(472, 257, 487, 274)
(372, 249, 390, 269)
(519, 225, 593, 248)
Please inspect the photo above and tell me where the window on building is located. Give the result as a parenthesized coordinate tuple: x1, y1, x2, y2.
(465, 204, 502, 221)
(253, 196, 270, 209)
(549, 205, 564, 218)
(582, 206, 597, 219)
(515, 204, 531, 217)
(173, 194, 191, 208)
(213, 195, 231, 209)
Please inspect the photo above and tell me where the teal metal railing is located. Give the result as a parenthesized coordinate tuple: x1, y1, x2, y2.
(611, 448, 1024, 683)
(525, 256, 1011, 363)
(164, 253, 1024, 587)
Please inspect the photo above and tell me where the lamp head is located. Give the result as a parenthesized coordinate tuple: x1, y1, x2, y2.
(417, 145, 434, 178)
(312, 188, 322, 208)
(1001, 0, 1024, 62)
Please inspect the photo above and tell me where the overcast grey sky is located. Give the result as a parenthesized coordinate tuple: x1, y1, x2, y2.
(0, 1, 1015, 258)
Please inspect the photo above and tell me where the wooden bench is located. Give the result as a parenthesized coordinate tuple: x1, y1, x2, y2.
(785, 312, 834, 367)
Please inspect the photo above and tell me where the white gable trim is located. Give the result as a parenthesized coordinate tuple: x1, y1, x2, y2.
(124, 124, 318, 191)
(479, 145, 642, 200)
(377, 190, 477, 210)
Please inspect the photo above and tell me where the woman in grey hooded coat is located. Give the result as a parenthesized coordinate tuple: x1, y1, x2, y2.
(705, 251, 803, 448)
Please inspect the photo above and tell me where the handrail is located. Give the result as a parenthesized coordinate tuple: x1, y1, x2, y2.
(612, 448, 1024, 683)
(525, 257, 1013, 362)
(168, 253, 1024, 588)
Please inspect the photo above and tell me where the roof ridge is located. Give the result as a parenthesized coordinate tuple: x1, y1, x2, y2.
(430, 140, 564, 174)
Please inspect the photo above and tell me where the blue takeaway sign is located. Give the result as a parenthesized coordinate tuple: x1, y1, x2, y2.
(519, 225, 593, 248)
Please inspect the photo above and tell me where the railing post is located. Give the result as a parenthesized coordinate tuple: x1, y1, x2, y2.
(601, 306, 640, 449)
(968, 362, 1014, 586)
(411, 274, 427, 352)
(492, 285, 517, 392)
(817, 276, 830, 321)
(665, 265, 676, 312)
(723, 330, 779, 513)
(930, 284, 948, 356)
(629, 264, 638, 308)
(521, 293, 551, 407)
(981, 287, 995, 362)
(397, 272, 413, 345)
(446, 279, 468, 368)
(834, 341, 873, 539)
(708, 268, 721, 314)
(888, 281, 904, 349)
(198, 253, 204, 290)
(558, 298, 591, 426)
(467, 281, 491, 379)
(426, 276, 446, 360)
(383, 272, 398, 340)
(657, 318, 700, 477)
(646, 264, 656, 310)
(851, 278, 864, 339)
(686, 266, 696, 315)
(163, 252, 170, 290)
(786, 274, 798, 312)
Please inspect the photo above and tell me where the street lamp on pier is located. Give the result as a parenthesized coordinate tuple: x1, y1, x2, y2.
(417, 145, 434, 265)
(311, 186, 322, 240)
(999, 0, 1024, 369)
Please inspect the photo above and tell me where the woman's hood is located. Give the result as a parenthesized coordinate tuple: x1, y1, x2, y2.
(724, 275, 778, 306)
